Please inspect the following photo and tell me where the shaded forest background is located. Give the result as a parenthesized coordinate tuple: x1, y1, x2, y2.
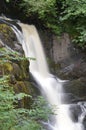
(0, 0, 86, 49)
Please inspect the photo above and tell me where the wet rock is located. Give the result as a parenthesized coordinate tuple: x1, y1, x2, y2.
(59, 61, 86, 80)
(0, 23, 23, 53)
(61, 93, 78, 104)
(69, 104, 82, 122)
(83, 116, 86, 130)
(14, 42, 23, 53)
(0, 16, 22, 31)
(64, 78, 86, 99)
(0, 39, 4, 47)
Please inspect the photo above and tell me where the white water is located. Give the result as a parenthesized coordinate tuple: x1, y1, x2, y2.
(13, 23, 84, 130)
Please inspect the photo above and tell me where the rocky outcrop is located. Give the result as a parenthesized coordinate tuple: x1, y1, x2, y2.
(0, 23, 37, 108)
(39, 30, 86, 101)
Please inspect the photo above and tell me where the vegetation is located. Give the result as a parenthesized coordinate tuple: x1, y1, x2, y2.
(2, 0, 86, 49)
(0, 76, 50, 130)
(60, 0, 86, 49)
(0, 47, 52, 130)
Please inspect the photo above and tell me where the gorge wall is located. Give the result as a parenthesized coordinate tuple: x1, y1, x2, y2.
(39, 30, 86, 102)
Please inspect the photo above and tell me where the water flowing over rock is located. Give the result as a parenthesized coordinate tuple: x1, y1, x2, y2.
(0, 18, 37, 108)
(0, 16, 86, 130)
(39, 29, 86, 129)
(16, 22, 85, 130)
(39, 29, 86, 101)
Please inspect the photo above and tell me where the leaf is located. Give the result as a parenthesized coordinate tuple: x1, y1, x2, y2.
(6, 0, 10, 3)
(15, 93, 31, 100)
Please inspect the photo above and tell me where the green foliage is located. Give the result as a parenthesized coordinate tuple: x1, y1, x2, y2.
(29, 96, 53, 121)
(0, 75, 17, 130)
(60, 0, 86, 49)
(0, 47, 27, 62)
(0, 47, 53, 130)
(3, 0, 86, 49)
(20, 0, 56, 18)
(0, 47, 36, 63)
(61, 0, 86, 19)
(19, 0, 86, 48)
(20, 0, 61, 34)
(0, 74, 52, 130)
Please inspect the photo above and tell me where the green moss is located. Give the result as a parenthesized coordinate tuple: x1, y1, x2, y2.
(0, 23, 17, 48)
(18, 59, 29, 79)
(12, 61, 29, 80)
(14, 81, 34, 108)
(4, 62, 13, 72)
(0, 61, 13, 75)
(0, 24, 13, 39)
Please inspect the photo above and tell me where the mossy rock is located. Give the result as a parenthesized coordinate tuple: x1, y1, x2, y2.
(12, 60, 29, 80)
(14, 81, 35, 108)
(0, 61, 13, 76)
(0, 23, 17, 48)
(0, 60, 29, 80)
(4, 62, 13, 73)
(0, 23, 23, 53)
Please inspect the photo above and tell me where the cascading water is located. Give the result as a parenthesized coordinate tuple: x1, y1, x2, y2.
(18, 23, 84, 130)
(3, 18, 84, 130)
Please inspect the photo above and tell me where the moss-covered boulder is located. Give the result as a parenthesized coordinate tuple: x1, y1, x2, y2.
(0, 22, 38, 108)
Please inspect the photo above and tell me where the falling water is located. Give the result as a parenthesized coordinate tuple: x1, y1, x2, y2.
(1, 18, 83, 130)
(17, 23, 84, 130)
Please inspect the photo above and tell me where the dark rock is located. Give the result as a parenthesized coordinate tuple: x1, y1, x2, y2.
(58, 60, 86, 80)
(69, 104, 82, 122)
(64, 78, 86, 99)
(61, 93, 78, 104)
(10, 75, 16, 84)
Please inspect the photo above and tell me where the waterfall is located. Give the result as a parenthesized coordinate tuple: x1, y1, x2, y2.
(7, 20, 85, 130)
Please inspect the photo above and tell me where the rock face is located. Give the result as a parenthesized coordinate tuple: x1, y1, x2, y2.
(39, 30, 86, 101)
(0, 23, 37, 108)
